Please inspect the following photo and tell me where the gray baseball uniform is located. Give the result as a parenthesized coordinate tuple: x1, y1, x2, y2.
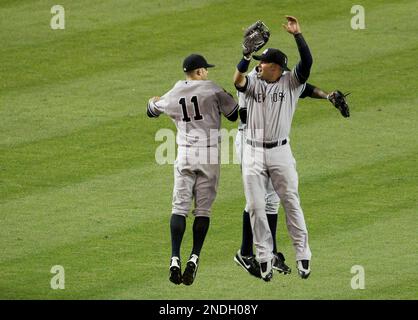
(240, 67, 312, 264)
(236, 69, 318, 215)
(235, 68, 280, 215)
(148, 80, 238, 217)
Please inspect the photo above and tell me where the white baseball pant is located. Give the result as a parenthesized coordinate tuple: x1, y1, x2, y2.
(242, 140, 312, 263)
(235, 130, 280, 215)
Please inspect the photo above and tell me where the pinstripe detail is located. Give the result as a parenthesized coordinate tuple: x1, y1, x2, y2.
(225, 104, 239, 117)
(147, 102, 159, 117)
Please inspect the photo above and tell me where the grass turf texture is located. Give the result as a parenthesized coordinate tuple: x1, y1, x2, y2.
(1, 0, 417, 299)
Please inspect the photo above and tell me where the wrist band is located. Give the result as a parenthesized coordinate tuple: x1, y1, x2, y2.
(237, 57, 251, 73)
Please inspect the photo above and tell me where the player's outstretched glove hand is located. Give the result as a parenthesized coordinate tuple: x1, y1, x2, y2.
(242, 20, 270, 57)
(328, 90, 350, 118)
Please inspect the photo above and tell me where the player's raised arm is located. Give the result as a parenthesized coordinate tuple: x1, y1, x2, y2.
(234, 21, 270, 91)
(283, 16, 313, 84)
(233, 57, 250, 90)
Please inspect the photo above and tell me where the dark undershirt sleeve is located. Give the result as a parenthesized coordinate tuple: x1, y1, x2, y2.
(299, 83, 315, 99)
(239, 107, 247, 124)
(294, 33, 313, 84)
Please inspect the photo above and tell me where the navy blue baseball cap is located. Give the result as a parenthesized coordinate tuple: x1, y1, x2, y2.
(183, 54, 215, 72)
(253, 48, 290, 71)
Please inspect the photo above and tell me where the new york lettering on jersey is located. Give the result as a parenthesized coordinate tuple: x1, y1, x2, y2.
(253, 91, 285, 103)
(244, 71, 305, 143)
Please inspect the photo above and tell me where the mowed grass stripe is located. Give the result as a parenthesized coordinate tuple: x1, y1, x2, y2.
(1, 43, 415, 148)
(0, 0, 223, 48)
(306, 46, 418, 109)
(0, 205, 415, 299)
(2, 0, 416, 93)
(2, 4, 416, 149)
(0, 58, 179, 147)
(0, 165, 173, 262)
(95, 207, 418, 300)
(0, 0, 244, 92)
(0, 159, 405, 264)
(0, 114, 162, 201)
(1, 145, 415, 270)
(311, 207, 418, 300)
(1, 0, 416, 147)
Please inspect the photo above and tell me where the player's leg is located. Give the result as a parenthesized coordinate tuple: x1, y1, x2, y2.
(234, 129, 254, 256)
(235, 182, 279, 279)
(182, 151, 219, 285)
(240, 207, 253, 256)
(236, 177, 290, 277)
(267, 144, 312, 279)
(237, 179, 279, 262)
(169, 214, 186, 285)
(190, 152, 220, 256)
(240, 182, 279, 256)
(233, 129, 262, 278)
(265, 180, 291, 274)
(265, 180, 279, 253)
(233, 206, 262, 278)
(242, 143, 274, 281)
(183, 212, 209, 286)
(169, 151, 195, 285)
(170, 214, 186, 261)
(171, 162, 195, 256)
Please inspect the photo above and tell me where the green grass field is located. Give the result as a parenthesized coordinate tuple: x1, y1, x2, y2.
(1, 0, 417, 299)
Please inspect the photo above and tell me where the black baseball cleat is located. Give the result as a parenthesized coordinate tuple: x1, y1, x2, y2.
(234, 250, 261, 279)
(169, 257, 182, 285)
(297, 260, 311, 279)
(182, 254, 199, 286)
(260, 260, 273, 282)
(273, 252, 291, 274)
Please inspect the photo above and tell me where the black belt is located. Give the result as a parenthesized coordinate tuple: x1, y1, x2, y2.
(246, 139, 287, 149)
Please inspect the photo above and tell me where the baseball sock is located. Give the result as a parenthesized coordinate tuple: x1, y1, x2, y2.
(267, 214, 278, 253)
(191, 216, 210, 257)
(240, 210, 254, 256)
(170, 214, 186, 258)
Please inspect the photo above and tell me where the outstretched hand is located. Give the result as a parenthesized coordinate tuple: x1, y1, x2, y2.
(282, 15, 301, 35)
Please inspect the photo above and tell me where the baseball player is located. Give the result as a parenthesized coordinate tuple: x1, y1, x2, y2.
(147, 54, 238, 285)
(234, 65, 347, 279)
(233, 16, 313, 281)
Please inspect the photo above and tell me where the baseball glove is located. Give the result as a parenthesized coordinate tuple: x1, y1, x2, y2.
(328, 91, 350, 118)
(242, 20, 270, 57)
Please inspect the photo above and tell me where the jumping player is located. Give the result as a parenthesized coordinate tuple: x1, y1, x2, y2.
(233, 16, 313, 281)
(147, 54, 238, 285)
(234, 66, 342, 279)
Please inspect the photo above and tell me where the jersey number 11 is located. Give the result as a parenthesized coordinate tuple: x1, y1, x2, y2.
(179, 96, 203, 122)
